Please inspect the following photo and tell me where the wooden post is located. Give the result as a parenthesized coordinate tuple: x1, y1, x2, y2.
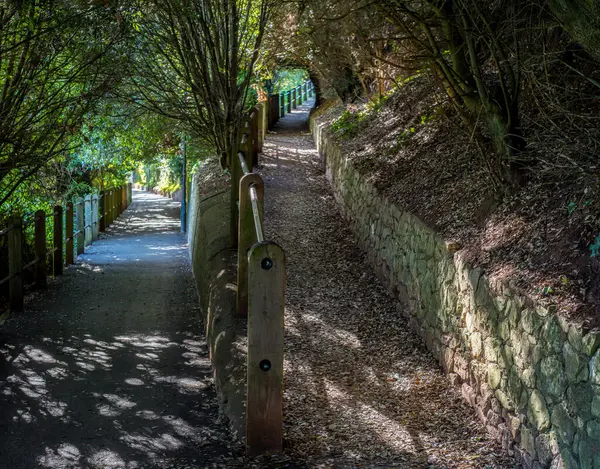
(292, 88, 297, 109)
(256, 104, 264, 154)
(287, 91, 292, 114)
(237, 174, 264, 317)
(297, 85, 303, 105)
(269, 95, 277, 129)
(76, 198, 84, 255)
(246, 241, 285, 456)
(107, 191, 113, 226)
(53, 205, 63, 276)
(99, 192, 106, 232)
(84, 195, 92, 247)
(244, 121, 253, 173)
(279, 93, 285, 117)
(251, 109, 259, 166)
(8, 216, 23, 312)
(66, 202, 74, 264)
(230, 148, 240, 248)
(34, 210, 47, 289)
(127, 183, 132, 206)
(91, 194, 99, 241)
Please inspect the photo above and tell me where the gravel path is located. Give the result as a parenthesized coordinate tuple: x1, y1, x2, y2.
(0, 192, 236, 469)
(258, 100, 518, 468)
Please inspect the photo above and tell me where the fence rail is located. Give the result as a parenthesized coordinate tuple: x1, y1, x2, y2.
(0, 183, 133, 313)
(230, 80, 313, 456)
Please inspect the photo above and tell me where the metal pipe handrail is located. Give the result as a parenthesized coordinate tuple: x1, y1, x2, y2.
(249, 185, 264, 243)
(238, 151, 250, 175)
(23, 257, 40, 271)
(0, 272, 16, 286)
(0, 224, 17, 237)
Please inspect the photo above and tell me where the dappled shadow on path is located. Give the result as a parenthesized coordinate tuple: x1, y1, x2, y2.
(258, 100, 516, 468)
(0, 191, 235, 468)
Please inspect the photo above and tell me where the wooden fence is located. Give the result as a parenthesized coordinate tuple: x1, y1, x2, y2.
(230, 80, 313, 455)
(267, 80, 315, 130)
(0, 183, 133, 312)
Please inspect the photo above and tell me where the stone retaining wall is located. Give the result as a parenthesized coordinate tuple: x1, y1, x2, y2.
(310, 114, 600, 469)
(187, 173, 247, 439)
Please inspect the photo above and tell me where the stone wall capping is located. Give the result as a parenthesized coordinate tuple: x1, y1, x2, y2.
(310, 112, 600, 469)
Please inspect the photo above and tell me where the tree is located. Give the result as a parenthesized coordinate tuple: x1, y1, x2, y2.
(0, 1, 127, 205)
(129, 0, 272, 170)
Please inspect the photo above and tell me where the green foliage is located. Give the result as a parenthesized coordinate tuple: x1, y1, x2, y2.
(590, 234, 600, 257)
(331, 110, 363, 139)
(271, 69, 309, 95)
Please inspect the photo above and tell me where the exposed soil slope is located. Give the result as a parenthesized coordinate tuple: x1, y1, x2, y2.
(315, 78, 600, 328)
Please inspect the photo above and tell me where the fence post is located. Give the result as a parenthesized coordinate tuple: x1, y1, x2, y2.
(84, 195, 92, 247)
(257, 104, 264, 154)
(244, 120, 254, 173)
(269, 95, 276, 129)
(251, 108, 260, 166)
(92, 194, 99, 241)
(127, 183, 132, 206)
(287, 91, 292, 114)
(279, 93, 285, 117)
(107, 191, 112, 226)
(246, 241, 285, 456)
(34, 210, 47, 289)
(8, 216, 23, 312)
(66, 202, 74, 265)
(292, 88, 297, 109)
(237, 174, 264, 317)
(230, 148, 240, 248)
(99, 192, 105, 232)
(76, 198, 84, 255)
(297, 85, 303, 105)
(53, 205, 63, 276)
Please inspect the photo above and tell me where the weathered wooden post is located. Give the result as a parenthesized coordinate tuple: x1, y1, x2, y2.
(256, 104, 264, 154)
(246, 241, 285, 456)
(280, 93, 285, 117)
(66, 202, 74, 264)
(118, 188, 121, 214)
(76, 198, 84, 255)
(287, 91, 292, 114)
(92, 194, 99, 241)
(297, 85, 303, 105)
(237, 174, 264, 317)
(230, 148, 241, 248)
(269, 95, 277, 129)
(244, 120, 254, 173)
(107, 190, 112, 226)
(8, 216, 23, 312)
(34, 210, 47, 288)
(84, 195, 92, 247)
(99, 192, 106, 232)
(53, 205, 63, 276)
(292, 88, 297, 109)
(251, 108, 260, 166)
